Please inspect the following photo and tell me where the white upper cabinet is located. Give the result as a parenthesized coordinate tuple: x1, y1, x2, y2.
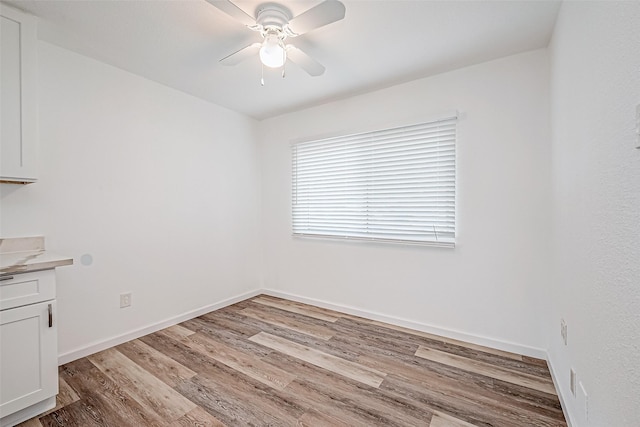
(0, 4, 37, 183)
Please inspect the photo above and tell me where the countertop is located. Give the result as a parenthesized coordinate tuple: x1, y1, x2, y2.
(0, 236, 73, 275)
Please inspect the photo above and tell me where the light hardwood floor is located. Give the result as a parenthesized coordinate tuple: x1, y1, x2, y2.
(18, 295, 567, 426)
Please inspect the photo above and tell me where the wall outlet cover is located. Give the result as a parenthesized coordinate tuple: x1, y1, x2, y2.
(636, 104, 640, 148)
(120, 292, 132, 308)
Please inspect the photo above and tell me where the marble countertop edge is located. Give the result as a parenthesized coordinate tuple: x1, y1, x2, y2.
(0, 237, 74, 275)
(0, 251, 74, 275)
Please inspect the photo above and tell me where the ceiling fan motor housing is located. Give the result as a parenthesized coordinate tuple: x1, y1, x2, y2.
(256, 4, 291, 31)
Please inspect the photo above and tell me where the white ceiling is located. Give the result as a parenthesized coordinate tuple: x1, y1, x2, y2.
(5, 0, 561, 120)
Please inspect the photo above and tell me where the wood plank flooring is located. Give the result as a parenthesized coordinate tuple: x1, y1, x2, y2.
(18, 295, 567, 427)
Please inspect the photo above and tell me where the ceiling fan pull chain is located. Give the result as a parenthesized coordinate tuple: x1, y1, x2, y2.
(261, 62, 265, 86)
(282, 48, 286, 78)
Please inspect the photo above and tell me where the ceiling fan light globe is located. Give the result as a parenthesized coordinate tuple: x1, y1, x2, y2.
(259, 37, 286, 68)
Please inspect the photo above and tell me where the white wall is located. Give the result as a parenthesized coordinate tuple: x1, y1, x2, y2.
(258, 49, 551, 355)
(548, 2, 640, 426)
(0, 42, 262, 360)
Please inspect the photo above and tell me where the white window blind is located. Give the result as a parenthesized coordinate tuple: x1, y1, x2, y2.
(292, 115, 457, 246)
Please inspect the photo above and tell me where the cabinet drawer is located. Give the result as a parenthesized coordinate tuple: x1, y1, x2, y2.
(0, 270, 56, 311)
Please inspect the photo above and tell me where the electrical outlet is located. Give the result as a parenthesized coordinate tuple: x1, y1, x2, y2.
(636, 104, 640, 149)
(570, 368, 577, 396)
(120, 292, 132, 308)
(561, 319, 568, 345)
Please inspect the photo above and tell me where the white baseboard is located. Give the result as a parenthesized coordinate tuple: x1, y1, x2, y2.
(547, 355, 576, 427)
(57, 288, 262, 365)
(0, 396, 55, 427)
(59, 286, 546, 363)
(262, 288, 547, 359)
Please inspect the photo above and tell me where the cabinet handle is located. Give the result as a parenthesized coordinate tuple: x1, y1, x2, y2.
(0, 275, 14, 281)
(48, 304, 53, 327)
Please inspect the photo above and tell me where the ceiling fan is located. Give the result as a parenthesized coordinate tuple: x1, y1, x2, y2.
(207, 0, 346, 80)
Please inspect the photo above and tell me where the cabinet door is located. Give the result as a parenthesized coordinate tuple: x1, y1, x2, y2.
(0, 300, 58, 417)
(0, 5, 37, 183)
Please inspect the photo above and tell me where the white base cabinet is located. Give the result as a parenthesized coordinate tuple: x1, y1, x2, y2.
(0, 271, 58, 427)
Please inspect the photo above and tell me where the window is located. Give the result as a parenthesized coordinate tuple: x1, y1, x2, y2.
(292, 115, 457, 246)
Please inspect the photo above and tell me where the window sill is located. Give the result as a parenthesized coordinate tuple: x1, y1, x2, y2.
(292, 233, 455, 249)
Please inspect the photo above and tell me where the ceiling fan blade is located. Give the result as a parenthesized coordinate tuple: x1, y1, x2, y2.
(206, 0, 257, 28)
(220, 43, 261, 65)
(286, 46, 326, 76)
(285, 0, 346, 36)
